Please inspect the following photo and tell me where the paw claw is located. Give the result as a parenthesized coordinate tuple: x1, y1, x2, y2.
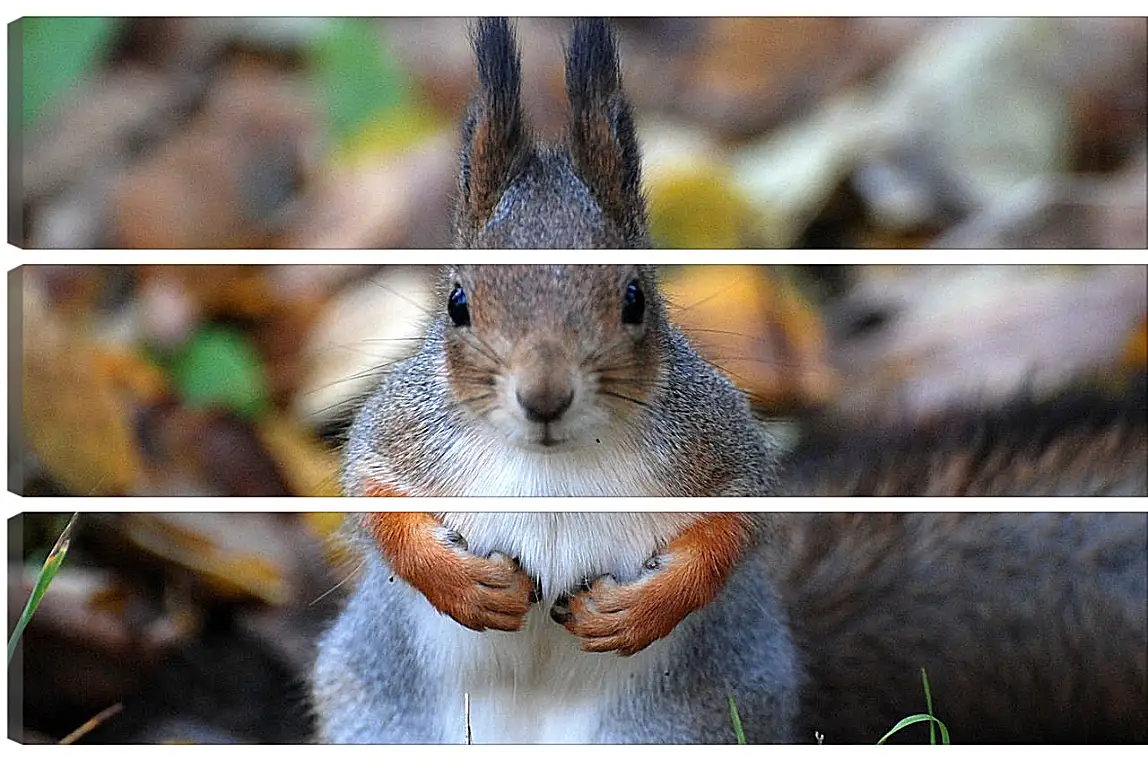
(550, 594, 572, 624)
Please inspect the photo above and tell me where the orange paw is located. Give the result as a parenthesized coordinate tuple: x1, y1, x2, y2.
(550, 556, 689, 656)
(550, 513, 751, 656)
(426, 532, 537, 632)
(361, 512, 536, 633)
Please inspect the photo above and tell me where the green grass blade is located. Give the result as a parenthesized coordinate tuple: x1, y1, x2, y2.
(921, 667, 937, 744)
(876, 714, 951, 745)
(728, 696, 746, 745)
(8, 513, 80, 665)
(875, 667, 950, 744)
(935, 717, 950, 744)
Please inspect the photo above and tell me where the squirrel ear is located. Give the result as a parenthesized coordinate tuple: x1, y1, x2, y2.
(457, 17, 530, 239)
(565, 18, 646, 240)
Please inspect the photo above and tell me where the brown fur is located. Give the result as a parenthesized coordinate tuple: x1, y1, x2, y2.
(360, 510, 755, 653)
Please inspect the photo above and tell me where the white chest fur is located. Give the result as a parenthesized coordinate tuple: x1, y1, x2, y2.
(443, 512, 694, 596)
(436, 432, 669, 496)
(414, 513, 694, 743)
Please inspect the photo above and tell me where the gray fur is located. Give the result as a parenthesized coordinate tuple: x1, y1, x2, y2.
(311, 550, 440, 743)
(466, 148, 647, 249)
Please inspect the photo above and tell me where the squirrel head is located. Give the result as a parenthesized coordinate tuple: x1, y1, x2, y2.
(454, 18, 649, 248)
(437, 264, 664, 451)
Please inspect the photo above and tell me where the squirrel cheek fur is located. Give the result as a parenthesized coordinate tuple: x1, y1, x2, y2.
(342, 261, 780, 497)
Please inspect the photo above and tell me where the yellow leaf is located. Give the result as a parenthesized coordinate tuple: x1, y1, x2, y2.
(255, 413, 343, 497)
(662, 265, 838, 411)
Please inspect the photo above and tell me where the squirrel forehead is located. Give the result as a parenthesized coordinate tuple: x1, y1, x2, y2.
(478, 151, 630, 249)
(445, 265, 655, 324)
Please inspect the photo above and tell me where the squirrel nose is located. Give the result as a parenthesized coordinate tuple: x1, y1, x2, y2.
(516, 383, 574, 423)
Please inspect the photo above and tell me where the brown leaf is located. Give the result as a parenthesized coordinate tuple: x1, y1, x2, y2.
(20, 278, 159, 494)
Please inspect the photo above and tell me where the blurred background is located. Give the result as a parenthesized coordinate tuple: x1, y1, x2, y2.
(13, 16, 1148, 249)
(9, 512, 343, 743)
(13, 263, 1148, 496)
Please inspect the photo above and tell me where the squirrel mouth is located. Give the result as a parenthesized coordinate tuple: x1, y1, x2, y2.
(536, 426, 564, 448)
(523, 423, 567, 450)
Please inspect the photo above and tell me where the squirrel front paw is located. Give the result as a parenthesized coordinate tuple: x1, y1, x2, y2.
(549, 514, 749, 656)
(422, 530, 538, 632)
(361, 513, 536, 633)
(549, 555, 691, 657)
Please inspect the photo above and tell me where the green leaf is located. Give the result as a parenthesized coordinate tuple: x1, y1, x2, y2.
(9, 513, 80, 665)
(20, 17, 120, 128)
(310, 18, 408, 149)
(170, 324, 271, 419)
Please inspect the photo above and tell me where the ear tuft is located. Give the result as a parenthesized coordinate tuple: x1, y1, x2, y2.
(457, 17, 531, 241)
(565, 18, 646, 242)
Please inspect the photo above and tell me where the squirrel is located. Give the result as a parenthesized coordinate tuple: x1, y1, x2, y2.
(316, 19, 797, 743)
(311, 512, 800, 743)
(312, 18, 1147, 744)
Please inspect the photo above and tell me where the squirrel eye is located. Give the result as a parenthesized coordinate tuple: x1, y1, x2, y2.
(621, 278, 645, 325)
(448, 284, 471, 327)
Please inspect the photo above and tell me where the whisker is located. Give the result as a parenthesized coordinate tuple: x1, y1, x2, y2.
(597, 375, 655, 388)
(470, 336, 506, 369)
(310, 557, 365, 606)
(591, 363, 646, 375)
(599, 390, 652, 409)
(362, 269, 437, 320)
(678, 326, 785, 348)
(453, 331, 505, 370)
